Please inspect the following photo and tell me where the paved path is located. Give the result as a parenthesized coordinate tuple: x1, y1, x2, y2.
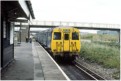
(2, 42, 34, 80)
(32, 42, 66, 80)
(1, 42, 67, 80)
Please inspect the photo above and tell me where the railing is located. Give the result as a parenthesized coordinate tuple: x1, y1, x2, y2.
(14, 20, 120, 29)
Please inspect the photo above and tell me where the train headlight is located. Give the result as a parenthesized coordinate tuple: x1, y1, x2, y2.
(56, 42, 58, 44)
(53, 49, 57, 52)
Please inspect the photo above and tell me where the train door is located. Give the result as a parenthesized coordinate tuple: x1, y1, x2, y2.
(63, 29, 70, 51)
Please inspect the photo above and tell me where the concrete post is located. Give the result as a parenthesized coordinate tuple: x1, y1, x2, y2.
(28, 24, 30, 40)
(19, 22, 22, 43)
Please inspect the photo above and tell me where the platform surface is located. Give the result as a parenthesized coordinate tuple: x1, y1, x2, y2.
(33, 42, 66, 80)
(1, 42, 66, 80)
(1, 42, 34, 80)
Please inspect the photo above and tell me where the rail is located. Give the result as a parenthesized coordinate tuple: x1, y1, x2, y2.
(74, 60, 106, 80)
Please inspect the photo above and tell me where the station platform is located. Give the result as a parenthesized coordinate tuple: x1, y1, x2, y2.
(1, 42, 67, 80)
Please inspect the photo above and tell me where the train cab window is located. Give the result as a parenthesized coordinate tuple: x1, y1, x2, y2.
(72, 32, 79, 40)
(54, 32, 61, 40)
(64, 34, 69, 40)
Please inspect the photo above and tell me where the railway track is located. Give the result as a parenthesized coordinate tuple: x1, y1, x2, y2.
(74, 60, 105, 80)
(59, 62, 93, 80)
(58, 60, 105, 80)
(39, 42, 105, 80)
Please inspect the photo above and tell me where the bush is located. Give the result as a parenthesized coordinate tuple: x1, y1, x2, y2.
(80, 42, 120, 69)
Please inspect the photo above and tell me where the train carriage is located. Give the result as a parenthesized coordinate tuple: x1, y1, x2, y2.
(35, 27, 81, 61)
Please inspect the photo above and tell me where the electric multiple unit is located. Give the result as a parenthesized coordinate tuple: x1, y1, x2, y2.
(35, 27, 81, 61)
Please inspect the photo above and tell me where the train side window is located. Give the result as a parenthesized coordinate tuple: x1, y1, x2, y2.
(64, 34, 69, 40)
(72, 32, 79, 40)
(54, 32, 61, 40)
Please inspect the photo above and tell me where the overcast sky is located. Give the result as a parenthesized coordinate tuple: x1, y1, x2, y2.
(30, 0, 121, 33)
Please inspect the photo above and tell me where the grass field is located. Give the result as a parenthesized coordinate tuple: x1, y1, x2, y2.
(81, 34, 119, 43)
(80, 32, 120, 79)
(80, 42, 120, 69)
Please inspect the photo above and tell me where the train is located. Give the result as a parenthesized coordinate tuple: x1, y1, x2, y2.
(35, 27, 81, 61)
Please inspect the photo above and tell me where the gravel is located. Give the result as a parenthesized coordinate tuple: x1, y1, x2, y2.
(77, 57, 120, 80)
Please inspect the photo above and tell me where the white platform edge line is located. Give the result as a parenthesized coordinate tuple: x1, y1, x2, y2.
(37, 42, 70, 81)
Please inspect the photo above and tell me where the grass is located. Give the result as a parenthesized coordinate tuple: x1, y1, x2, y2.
(80, 32, 120, 79)
(80, 42, 120, 69)
(93, 41, 120, 48)
(81, 34, 119, 42)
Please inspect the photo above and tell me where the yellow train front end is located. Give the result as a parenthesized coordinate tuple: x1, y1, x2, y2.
(51, 27, 81, 60)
